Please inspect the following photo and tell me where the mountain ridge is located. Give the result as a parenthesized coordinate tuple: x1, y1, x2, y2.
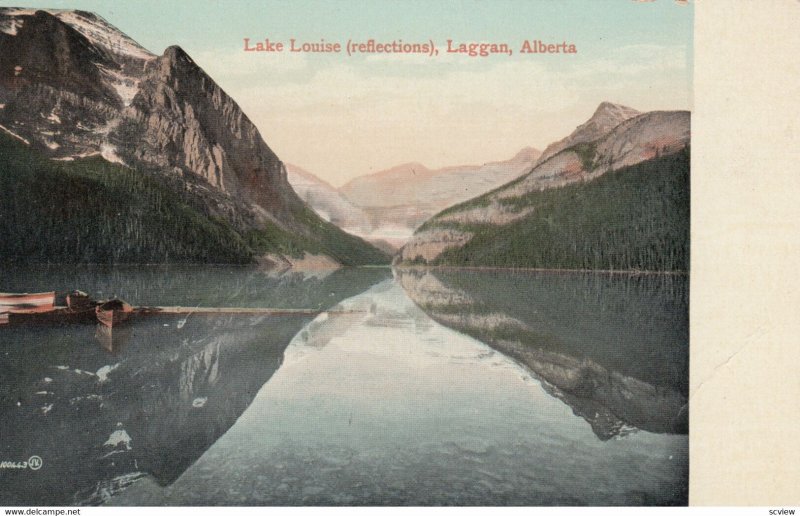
(339, 147, 542, 209)
(398, 103, 690, 270)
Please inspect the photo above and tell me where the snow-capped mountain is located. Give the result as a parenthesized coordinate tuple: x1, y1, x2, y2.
(340, 147, 541, 210)
(286, 147, 541, 250)
(0, 8, 386, 265)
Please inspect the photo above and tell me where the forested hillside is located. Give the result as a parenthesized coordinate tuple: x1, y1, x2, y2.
(0, 134, 389, 265)
(414, 149, 690, 271)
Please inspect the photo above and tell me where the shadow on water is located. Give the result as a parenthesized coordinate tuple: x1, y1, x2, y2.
(396, 268, 689, 441)
(0, 265, 390, 505)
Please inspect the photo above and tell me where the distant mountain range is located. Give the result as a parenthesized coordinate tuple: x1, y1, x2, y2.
(398, 102, 691, 271)
(287, 147, 541, 250)
(0, 8, 387, 265)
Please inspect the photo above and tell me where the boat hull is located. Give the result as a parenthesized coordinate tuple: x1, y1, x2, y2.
(5, 307, 97, 327)
(95, 300, 134, 328)
(0, 292, 56, 308)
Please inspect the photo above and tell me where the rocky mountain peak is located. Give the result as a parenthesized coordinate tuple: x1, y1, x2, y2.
(161, 45, 192, 67)
(537, 101, 641, 164)
(379, 161, 431, 178)
(0, 9, 118, 104)
(124, 42, 302, 226)
(0, 7, 388, 265)
(1, 8, 154, 65)
(509, 146, 542, 163)
(588, 101, 641, 128)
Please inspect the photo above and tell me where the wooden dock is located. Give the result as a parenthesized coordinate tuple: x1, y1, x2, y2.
(135, 306, 362, 316)
(1, 305, 362, 328)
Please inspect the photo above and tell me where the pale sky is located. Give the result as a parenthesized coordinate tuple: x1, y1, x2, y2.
(2, 0, 693, 186)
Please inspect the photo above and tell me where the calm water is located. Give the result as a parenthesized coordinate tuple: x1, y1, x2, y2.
(0, 266, 688, 506)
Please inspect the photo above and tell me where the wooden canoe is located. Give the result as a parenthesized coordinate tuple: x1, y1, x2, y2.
(66, 290, 96, 310)
(0, 292, 56, 308)
(95, 299, 134, 328)
(5, 306, 97, 326)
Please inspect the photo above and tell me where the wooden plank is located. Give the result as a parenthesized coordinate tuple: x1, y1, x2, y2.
(134, 306, 362, 315)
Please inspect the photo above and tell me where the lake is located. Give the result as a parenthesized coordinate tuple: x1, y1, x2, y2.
(0, 265, 688, 506)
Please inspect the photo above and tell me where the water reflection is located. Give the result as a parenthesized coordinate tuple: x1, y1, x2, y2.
(0, 266, 687, 506)
(109, 274, 688, 506)
(0, 264, 377, 309)
(0, 266, 390, 505)
(94, 325, 134, 354)
(397, 268, 689, 440)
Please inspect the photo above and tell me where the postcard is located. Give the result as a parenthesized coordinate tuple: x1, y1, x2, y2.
(0, 0, 792, 510)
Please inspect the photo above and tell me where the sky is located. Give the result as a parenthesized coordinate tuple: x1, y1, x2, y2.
(1, 0, 693, 186)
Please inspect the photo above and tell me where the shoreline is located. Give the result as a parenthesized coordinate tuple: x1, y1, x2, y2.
(0, 262, 688, 276)
(392, 264, 689, 276)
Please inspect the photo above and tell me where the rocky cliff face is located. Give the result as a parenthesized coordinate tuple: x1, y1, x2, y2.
(122, 44, 303, 227)
(0, 8, 385, 263)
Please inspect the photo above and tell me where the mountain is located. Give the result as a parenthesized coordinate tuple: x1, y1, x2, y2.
(536, 102, 640, 165)
(0, 8, 388, 266)
(285, 164, 372, 236)
(286, 147, 541, 250)
(340, 147, 541, 209)
(399, 104, 690, 271)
